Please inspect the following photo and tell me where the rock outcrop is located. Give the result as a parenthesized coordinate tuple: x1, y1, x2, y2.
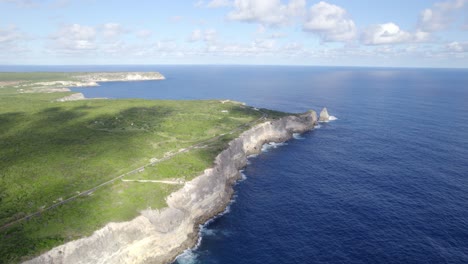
(24, 110, 318, 264)
(56, 93, 86, 102)
(16, 72, 165, 94)
(75, 72, 165, 82)
(319, 107, 330, 122)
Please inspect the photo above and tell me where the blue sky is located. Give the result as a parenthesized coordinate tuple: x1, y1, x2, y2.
(0, 0, 467, 67)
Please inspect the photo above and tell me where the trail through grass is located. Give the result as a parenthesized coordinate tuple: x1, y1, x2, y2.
(0, 73, 284, 263)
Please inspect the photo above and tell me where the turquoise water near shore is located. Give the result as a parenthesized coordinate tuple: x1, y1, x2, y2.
(5, 65, 468, 263)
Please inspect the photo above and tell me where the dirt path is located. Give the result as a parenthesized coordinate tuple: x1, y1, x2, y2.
(121, 179, 184, 185)
(0, 111, 267, 231)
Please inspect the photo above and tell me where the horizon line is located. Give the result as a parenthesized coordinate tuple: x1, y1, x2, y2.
(0, 64, 467, 70)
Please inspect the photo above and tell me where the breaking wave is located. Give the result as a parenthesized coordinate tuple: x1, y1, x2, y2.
(175, 249, 199, 264)
(293, 133, 305, 140)
(240, 171, 248, 181)
(318, 115, 338, 123)
(247, 153, 259, 158)
(261, 142, 288, 152)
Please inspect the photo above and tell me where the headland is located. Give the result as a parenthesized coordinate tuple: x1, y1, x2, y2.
(0, 72, 323, 263)
(24, 110, 319, 264)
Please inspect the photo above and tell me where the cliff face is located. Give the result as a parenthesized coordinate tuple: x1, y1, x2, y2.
(25, 111, 318, 264)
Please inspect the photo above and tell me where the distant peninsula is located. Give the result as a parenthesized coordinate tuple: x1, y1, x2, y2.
(0, 72, 323, 264)
(1, 72, 165, 94)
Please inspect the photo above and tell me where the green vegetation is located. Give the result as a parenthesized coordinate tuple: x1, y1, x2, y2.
(0, 73, 280, 263)
(0, 72, 79, 83)
(124, 133, 239, 182)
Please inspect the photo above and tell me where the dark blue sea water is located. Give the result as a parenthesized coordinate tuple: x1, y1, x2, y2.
(4, 65, 468, 263)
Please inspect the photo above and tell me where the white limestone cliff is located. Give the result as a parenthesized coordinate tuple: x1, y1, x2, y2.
(24, 110, 318, 264)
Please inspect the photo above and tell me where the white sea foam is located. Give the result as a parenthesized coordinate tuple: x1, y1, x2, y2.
(200, 193, 237, 232)
(293, 133, 305, 140)
(175, 234, 202, 264)
(201, 228, 216, 236)
(261, 142, 287, 152)
(177, 193, 236, 263)
(318, 115, 338, 123)
(314, 124, 322, 129)
(174, 169, 249, 263)
(319, 116, 338, 123)
(175, 140, 290, 263)
(240, 172, 248, 181)
(247, 153, 259, 158)
(175, 249, 199, 264)
(221, 230, 233, 237)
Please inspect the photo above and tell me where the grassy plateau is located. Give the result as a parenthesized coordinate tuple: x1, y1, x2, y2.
(0, 72, 287, 263)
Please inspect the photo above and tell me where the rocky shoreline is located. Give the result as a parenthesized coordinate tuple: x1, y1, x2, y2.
(16, 72, 165, 95)
(24, 109, 320, 264)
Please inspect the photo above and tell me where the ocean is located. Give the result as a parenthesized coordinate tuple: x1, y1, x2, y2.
(5, 65, 468, 263)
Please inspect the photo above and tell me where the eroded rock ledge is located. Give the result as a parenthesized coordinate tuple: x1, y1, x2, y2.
(25, 110, 318, 264)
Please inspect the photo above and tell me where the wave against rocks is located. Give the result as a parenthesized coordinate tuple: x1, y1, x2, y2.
(24, 110, 318, 264)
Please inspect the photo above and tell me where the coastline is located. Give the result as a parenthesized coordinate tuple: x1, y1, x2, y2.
(24, 109, 318, 264)
(13, 72, 165, 95)
(55, 72, 165, 101)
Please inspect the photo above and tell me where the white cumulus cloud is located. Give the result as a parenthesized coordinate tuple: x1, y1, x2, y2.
(418, 0, 467, 32)
(135, 29, 153, 39)
(206, 0, 232, 8)
(0, 0, 70, 8)
(102, 23, 126, 39)
(362, 23, 433, 45)
(0, 24, 29, 56)
(446, 41, 468, 52)
(101, 40, 128, 54)
(0, 24, 24, 44)
(205, 39, 277, 56)
(189, 29, 202, 42)
(188, 29, 217, 43)
(0, 0, 38, 8)
(303, 1, 356, 42)
(50, 24, 97, 52)
(227, 0, 306, 26)
(362, 23, 412, 45)
(413, 30, 431, 42)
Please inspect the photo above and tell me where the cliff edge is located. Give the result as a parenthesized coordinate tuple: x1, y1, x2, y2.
(24, 110, 318, 264)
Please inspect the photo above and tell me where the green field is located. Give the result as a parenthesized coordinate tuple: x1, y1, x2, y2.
(0, 73, 287, 263)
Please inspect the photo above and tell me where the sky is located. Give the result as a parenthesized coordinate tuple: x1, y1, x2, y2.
(0, 0, 467, 67)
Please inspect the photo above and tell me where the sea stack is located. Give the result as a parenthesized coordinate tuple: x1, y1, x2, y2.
(319, 107, 330, 122)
